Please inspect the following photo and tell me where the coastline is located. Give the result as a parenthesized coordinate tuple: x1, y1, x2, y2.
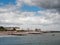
(0, 31, 41, 36)
(0, 31, 27, 35)
(0, 31, 60, 36)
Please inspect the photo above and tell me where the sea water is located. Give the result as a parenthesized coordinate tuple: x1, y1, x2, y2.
(0, 33, 60, 45)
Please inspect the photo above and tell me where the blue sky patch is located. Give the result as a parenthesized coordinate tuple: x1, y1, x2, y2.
(0, 0, 16, 6)
(21, 4, 44, 12)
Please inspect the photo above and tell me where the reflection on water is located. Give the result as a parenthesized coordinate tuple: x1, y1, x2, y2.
(0, 33, 60, 45)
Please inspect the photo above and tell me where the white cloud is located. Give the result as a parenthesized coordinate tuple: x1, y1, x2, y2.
(0, 7, 60, 30)
(16, 0, 60, 9)
(16, 0, 37, 6)
(0, 10, 51, 25)
(0, 0, 60, 30)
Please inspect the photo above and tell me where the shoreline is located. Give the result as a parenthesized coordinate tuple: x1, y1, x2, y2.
(0, 31, 60, 36)
(0, 31, 41, 35)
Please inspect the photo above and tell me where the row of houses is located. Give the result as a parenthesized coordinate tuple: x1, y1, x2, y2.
(0, 26, 20, 31)
(4, 27, 20, 31)
(0, 26, 41, 32)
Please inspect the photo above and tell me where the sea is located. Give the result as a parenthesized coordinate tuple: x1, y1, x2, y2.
(0, 33, 60, 45)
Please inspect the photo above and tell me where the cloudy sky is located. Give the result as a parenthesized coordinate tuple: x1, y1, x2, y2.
(0, 0, 60, 31)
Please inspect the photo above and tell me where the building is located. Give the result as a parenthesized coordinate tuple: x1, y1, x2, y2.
(4, 27, 20, 31)
(35, 29, 41, 32)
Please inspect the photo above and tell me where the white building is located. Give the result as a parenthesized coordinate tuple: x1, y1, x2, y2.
(4, 27, 20, 31)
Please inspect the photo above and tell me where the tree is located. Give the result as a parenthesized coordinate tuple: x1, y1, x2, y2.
(35, 28, 41, 32)
(0, 26, 6, 31)
(13, 28, 16, 31)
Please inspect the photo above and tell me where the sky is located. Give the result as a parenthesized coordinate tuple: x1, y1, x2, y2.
(0, 0, 60, 31)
